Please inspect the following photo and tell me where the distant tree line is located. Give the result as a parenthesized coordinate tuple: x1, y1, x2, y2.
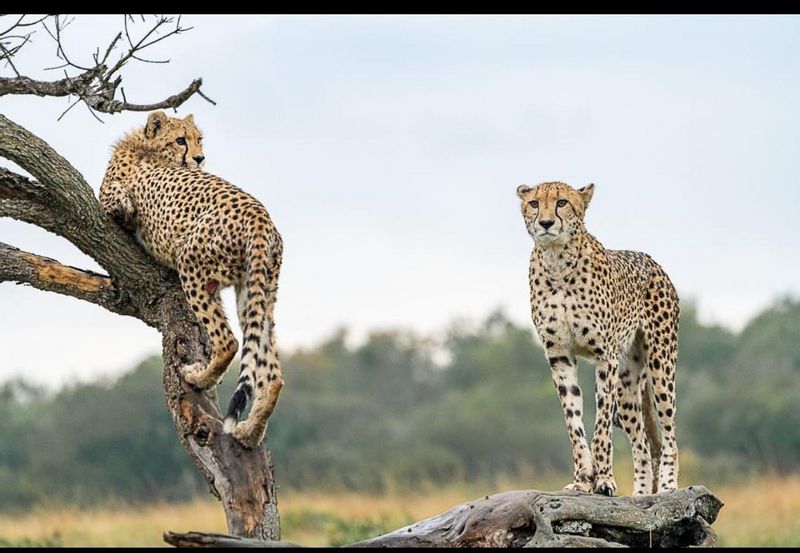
(0, 297, 798, 509)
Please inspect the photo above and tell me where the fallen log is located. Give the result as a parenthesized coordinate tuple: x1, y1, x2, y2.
(164, 485, 723, 548)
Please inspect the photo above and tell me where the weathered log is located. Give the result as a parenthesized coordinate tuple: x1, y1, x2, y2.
(164, 485, 723, 548)
(163, 532, 301, 548)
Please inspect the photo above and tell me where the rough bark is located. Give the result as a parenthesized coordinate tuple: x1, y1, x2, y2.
(348, 485, 722, 548)
(0, 70, 205, 114)
(164, 486, 723, 548)
(0, 68, 102, 99)
(0, 113, 279, 539)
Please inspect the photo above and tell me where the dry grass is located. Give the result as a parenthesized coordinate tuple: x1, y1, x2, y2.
(712, 473, 800, 547)
(0, 474, 798, 546)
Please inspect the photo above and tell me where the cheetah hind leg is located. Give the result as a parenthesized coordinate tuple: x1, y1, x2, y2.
(646, 329, 679, 493)
(644, 275, 680, 493)
(176, 264, 238, 390)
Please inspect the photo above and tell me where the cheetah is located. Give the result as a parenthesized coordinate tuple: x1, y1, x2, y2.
(99, 110, 284, 448)
(516, 181, 679, 496)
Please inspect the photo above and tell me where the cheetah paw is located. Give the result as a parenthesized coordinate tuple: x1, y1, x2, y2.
(180, 362, 216, 390)
(563, 481, 593, 493)
(593, 476, 617, 496)
(657, 483, 678, 494)
(224, 419, 267, 449)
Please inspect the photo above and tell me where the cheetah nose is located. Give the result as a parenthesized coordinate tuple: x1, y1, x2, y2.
(539, 220, 555, 230)
(193, 155, 205, 165)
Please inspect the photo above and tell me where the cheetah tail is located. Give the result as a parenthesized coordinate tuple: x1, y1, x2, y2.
(223, 246, 273, 434)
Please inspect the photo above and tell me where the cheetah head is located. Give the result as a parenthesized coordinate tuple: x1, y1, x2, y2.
(516, 181, 594, 246)
(142, 110, 205, 170)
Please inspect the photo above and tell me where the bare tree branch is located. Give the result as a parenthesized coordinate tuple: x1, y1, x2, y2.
(87, 78, 208, 114)
(0, 114, 99, 208)
(97, 31, 123, 66)
(0, 14, 214, 118)
(41, 15, 94, 72)
(0, 242, 135, 316)
(0, 67, 102, 100)
(0, 115, 174, 327)
(0, 166, 55, 226)
(0, 15, 47, 68)
(0, 166, 47, 199)
(104, 15, 185, 80)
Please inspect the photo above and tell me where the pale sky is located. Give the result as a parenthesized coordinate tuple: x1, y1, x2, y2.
(1, 15, 798, 388)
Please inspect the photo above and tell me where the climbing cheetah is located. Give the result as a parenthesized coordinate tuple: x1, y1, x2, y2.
(99, 111, 284, 448)
(516, 181, 679, 496)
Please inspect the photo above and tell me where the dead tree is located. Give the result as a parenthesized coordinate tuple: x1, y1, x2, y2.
(0, 15, 279, 540)
(164, 485, 723, 548)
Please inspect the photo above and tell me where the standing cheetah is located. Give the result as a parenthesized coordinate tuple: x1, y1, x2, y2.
(516, 181, 679, 496)
(99, 111, 284, 448)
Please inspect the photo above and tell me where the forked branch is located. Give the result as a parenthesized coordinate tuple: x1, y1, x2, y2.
(0, 14, 215, 118)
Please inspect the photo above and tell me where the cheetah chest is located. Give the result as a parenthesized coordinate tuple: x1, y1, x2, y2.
(534, 285, 607, 361)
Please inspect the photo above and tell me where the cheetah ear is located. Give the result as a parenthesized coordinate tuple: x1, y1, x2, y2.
(577, 183, 595, 209)
(516, 184, 532, 199)
(183, 114, 195, 124)
(144, 110, 168, 138)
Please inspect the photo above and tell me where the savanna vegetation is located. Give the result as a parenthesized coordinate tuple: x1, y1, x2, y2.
(2, 474, 798, 546)
(1, 297, 798, 512)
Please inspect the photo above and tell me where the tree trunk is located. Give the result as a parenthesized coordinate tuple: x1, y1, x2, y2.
(159, 290, 282, 540)
(0, 114, 279, 539)
(164, 485, 723, 548)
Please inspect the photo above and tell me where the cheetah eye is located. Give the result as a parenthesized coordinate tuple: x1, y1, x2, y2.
(529, 200, 539, 209)
(175, 137, 186, 146)
(557, 199, 568, 207)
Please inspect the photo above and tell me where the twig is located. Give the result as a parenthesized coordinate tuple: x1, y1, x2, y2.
(0, 14, 210, 118)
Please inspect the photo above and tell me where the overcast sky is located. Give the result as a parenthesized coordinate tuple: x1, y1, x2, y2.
(1, 15, 798, 388)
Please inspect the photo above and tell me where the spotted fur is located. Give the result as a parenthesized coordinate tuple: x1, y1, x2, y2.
(99, 111, 284, 448)
(517, 181, 679, 496)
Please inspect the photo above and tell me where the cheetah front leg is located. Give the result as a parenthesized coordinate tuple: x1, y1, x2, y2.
(176, 262, 238, 390)
(547, 353, 594, 493)
(591, 357, 619, 496)
(99, 179, 137, 231)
